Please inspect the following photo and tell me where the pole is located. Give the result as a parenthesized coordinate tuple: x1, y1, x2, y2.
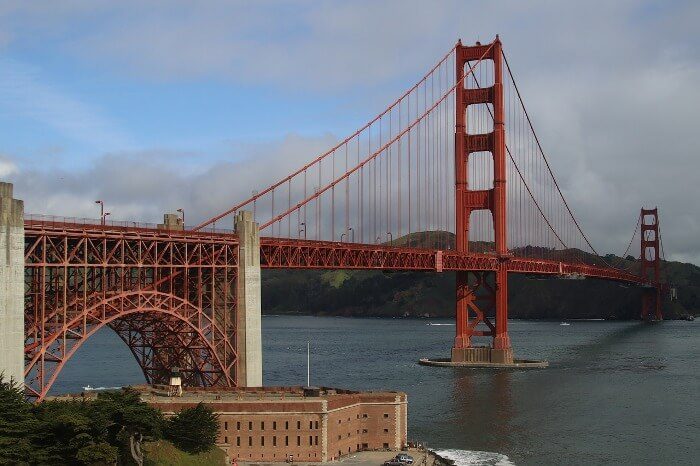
(306, 341, 310, 387)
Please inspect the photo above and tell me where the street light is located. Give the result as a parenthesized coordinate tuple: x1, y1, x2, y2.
(102, 212, 111, 225)
(387, 232, 393, 246)
(177, 208, 185, 229)
(95, 200, 104, 225)
(298, 222, 306, 240)
(340, 232, 347, 242)
(347, 227, 354, 243)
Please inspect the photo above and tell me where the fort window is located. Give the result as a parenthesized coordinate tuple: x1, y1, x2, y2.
(248, 421, 252, 430)
(297, 421, 301, 429)
(224, 421, 228, 430)
(237, 422, 240, 430)
(224, 436, 228, 443)
(236, 437, 240, 447)
(383, 443, 389, 449)
(384, 428, 389, 433)
(309, 420, 313, 429)
(309, 435, 312, 445)
(273, 436, 277, 446)
(315, 435, 318, 445)
(261, 421, 265, 430)
(261, 436, 264, 446)
(273, 421, 277, 430)
(285, 435, 289, 446)
(248, 437, 252, 447)
(315, 421, 319, 429)
(297, 435, 301, 446)
(362, 414, 368, 418)
(384, 413, 389, 418)
(285, 421, 289, 430)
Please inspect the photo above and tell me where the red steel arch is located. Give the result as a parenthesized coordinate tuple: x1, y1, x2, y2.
(24, 222, 240, 401)
(24, 291, 235, 401)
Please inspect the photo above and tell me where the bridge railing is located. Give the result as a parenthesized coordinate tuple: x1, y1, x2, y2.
(24, 214, 235, 235)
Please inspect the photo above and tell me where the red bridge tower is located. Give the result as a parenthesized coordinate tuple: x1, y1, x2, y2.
(641, 208, 663, 321)
(452, 37, 513, 364)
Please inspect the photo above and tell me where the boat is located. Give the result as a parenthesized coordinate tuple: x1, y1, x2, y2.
(560, 322, 570, 326)
(426, 322, 455, 326)
(83, 385, 120, 392)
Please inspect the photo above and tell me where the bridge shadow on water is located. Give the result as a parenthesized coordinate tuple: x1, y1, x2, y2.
(440, 321, 662, 458)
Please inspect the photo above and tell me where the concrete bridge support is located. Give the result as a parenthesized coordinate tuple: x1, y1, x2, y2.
(0, 182, 24, 386)
(235, 211, 262, 387)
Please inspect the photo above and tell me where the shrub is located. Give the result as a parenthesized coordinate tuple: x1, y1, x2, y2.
(165, 403, 219, 454)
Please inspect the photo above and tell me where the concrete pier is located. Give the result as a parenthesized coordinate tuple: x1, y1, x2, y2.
(0, 182, 24, 386)
(234, 211, 262, 387)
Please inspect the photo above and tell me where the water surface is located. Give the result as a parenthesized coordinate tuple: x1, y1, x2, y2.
(56, 317, 699, 465)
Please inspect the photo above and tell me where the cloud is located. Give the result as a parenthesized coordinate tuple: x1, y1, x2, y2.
(0, 155, 17, 177)
(11, 133, 339, 225)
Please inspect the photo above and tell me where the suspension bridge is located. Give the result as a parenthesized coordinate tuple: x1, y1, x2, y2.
(0, 37, 666, 401)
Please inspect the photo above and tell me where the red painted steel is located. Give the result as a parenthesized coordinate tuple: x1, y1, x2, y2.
(453, 37, 511, 351)
(24, 222, 238, 401)
(640, 208, 663, 320)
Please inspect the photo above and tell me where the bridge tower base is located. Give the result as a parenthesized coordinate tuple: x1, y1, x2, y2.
(0, 182, 24, 386)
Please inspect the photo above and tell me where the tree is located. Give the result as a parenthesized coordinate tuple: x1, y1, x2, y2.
(32, 398, 111, 462)
(75, 442, 118, 465)
(165, 403, 219, 454)
(0, 375, 46, 464)
(92, 389, 164, 464)
(93, 389, 164, 442)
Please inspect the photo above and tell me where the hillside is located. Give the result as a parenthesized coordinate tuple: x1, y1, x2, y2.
(262, 232, 699, 320)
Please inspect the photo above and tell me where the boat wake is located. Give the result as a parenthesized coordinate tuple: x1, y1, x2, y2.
(83, 385, 122, 391)
(432, 449, 515, 466)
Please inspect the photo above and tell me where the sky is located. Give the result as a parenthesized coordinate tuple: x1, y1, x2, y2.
(0, 1, 699, 264)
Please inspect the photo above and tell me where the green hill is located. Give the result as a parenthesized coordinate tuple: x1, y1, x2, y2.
(262, 231, 698, 320)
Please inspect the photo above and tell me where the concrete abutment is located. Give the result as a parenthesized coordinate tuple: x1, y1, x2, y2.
(234, 211, 262, 387)
(0, 182, 24, 386)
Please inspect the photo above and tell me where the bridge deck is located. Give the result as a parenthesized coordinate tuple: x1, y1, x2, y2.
(24, 219, 644, 285)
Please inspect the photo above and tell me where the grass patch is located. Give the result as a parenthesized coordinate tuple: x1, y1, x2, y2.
(143, 440, 227, 466)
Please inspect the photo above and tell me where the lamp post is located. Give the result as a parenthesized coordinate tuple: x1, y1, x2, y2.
(340, 232, 347, 242)
(177, 208, 185, 229)
(95, 200, 104, 225)
(102, 212, 111, 225)
(387, 232, 393, 246)
(348, 227, 354, 243)
(298, 222, 306, 240)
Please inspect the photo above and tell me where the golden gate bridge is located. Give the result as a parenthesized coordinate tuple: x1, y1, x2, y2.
(11, 37, 666, 400)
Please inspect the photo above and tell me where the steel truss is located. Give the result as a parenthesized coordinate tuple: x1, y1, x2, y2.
(24, 223, 238, 401)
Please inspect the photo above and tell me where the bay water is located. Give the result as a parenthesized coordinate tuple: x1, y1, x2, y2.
(53, 317, 698, 465)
